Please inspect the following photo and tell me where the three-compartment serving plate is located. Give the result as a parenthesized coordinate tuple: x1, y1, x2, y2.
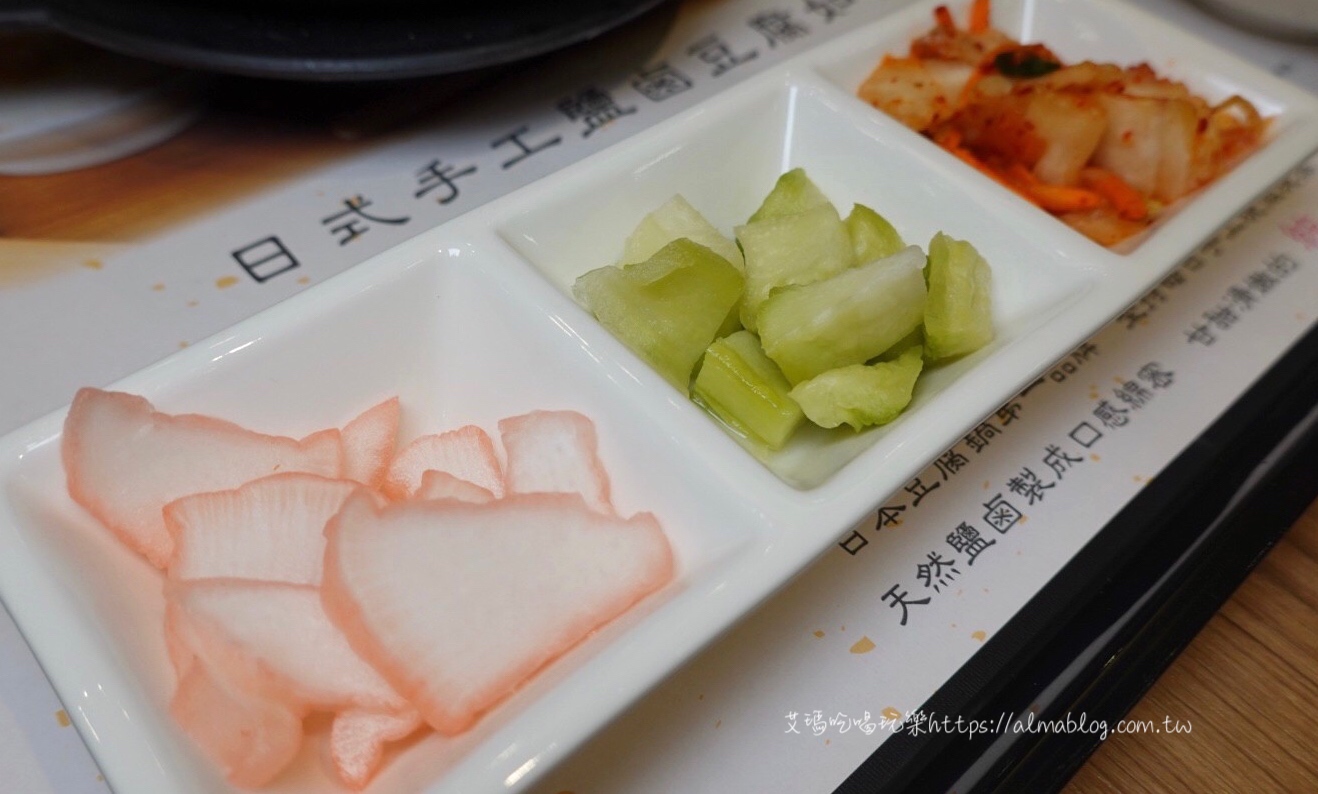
(2, 0, 1317, 791)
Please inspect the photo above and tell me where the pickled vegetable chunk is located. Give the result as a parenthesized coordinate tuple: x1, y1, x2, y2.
(620, 194, 744, 270)
(573, 167, 995, 452)
(790, 344, 925, 430)
(736, 203, 856, 331)
(845, 203, 906, 264)
(692, 330, 804, 449)
(923, 232, 994, 361)
(747, 168, 831, 223)
(757, 245, 927, 383)
(574, 238, 744, 392)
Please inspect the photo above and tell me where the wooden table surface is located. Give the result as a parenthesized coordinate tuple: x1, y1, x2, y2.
(4, 81, 1317, 794)
(1065, 496, 1318, 794)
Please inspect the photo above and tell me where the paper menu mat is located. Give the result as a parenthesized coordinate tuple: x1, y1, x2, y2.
(0, 602, 107, 794)
(2, 0, 1317, 791)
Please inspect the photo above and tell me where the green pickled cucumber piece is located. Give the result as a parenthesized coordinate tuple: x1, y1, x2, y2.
(620, 194, 744, 271)
(877, 326, 924, 362)
(747, 168, 831, 223)
(573, 238, 744, 393)
(692, 330, 804, 449)
(736, 203, 855, 332)
(790, 344, 924, 430)
(924, 232, 994, 361)
(758, 245, 927, 384)
(845, 203, 905, 264)
(715, 304, 744, 340)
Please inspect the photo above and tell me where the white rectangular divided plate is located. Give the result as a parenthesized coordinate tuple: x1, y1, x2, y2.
(1, 0, 1316, 792)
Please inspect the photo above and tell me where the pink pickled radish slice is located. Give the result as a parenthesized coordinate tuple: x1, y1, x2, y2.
(499, 410, 613, 515)
(170, 659, 304, 788)
(62, 388, 342, 568)
(164, 473, 359, 585)
(170, 579, 408, 713)
(341, 397, 400, 490)
(164, 603, 198, 680)
(382, 425, 503, 501)
(322, 492, 672, 735)
(414, 470, 495, 504)
(329, 708, 425, 790)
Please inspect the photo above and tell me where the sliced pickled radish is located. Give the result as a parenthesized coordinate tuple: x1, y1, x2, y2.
(164, 473, 359, 585)
(382, 426, 503, 501)
(499, 410, 613, 515)
(62, 388, 341, 567)
(170, 579, 408, 713)
(329, 708, 426, 790)
(414, 470, 495, 504)
(59, 388, 673, 788)
(170, 661, 305, 788)
(322, 492, 672, 735)
(341, 397, 400, 490)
